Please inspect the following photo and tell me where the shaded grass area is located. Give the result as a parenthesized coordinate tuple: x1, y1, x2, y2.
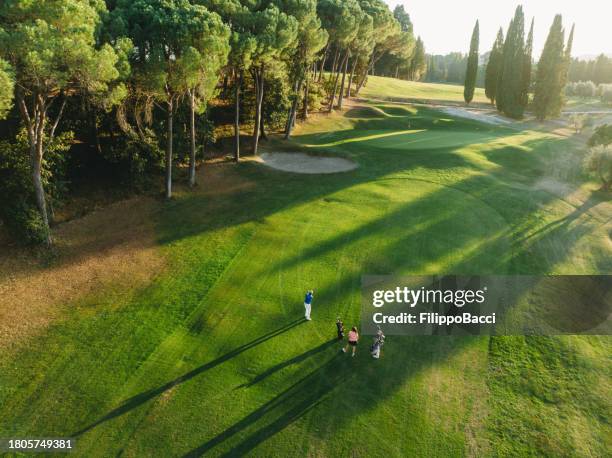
(0, 100, 610, 457)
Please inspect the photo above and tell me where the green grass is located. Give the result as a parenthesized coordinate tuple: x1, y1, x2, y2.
(0, 101, 610, 457)
(359, 76, 489, 105)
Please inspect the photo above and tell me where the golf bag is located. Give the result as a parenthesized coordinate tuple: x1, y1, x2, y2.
(336, 319, 345, 340)
(370, 332, 385, 359)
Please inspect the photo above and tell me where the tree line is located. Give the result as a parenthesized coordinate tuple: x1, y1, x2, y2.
(568, 55, 612, 85)
(476, 6, 575, 120)
(0, 0, 419, 246)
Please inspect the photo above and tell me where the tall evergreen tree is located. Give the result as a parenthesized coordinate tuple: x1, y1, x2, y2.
(463, 20, 479, 104)
(533, 15, 566, 120)
(560, 23, 575, 91)
(409, 37, 426, 81)
(485, 28, 504, 104)
(520, 19, 534, 108)
(496, 6, 525, 118)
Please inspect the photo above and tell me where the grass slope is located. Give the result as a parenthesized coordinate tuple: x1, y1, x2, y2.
(359, 76, 489, 105)
(0, 101, 610, 457)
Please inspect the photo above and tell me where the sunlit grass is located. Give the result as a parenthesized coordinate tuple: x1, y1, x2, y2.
(0, 98, 609, 456)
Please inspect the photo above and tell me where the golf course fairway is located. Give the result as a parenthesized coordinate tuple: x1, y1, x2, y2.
(0, 102, 610, 457)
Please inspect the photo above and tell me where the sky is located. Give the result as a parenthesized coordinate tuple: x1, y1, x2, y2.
(384, 0, 612, 59)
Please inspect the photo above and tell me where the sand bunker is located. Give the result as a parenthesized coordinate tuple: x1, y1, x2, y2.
(256, 152, 358, 174)
(440, 107, 511, 125)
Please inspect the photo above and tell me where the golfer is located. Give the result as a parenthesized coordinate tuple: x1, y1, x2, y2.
(304, 290, 314, 320)
(342, 326, 359, 357)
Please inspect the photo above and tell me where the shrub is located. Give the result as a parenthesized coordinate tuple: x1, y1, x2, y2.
(0, 130, 72, 244)
(588, 124, 612, 147)
(306, 80, 327, 113)
(597, 83, 612, 97)
(601, 87, 612, 105)
(575, 81, 597, 98)
(569, 114, 586, 133)
(2, 203, 50, 245)
(583, 145, 612, 191)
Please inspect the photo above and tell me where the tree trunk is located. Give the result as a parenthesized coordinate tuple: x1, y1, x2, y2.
(222, 74, 229, 98)
(338, 51, 350, 110)
(303, 76, 310, 119)
(317, 43, 330, 82)
(234, 71, 241, 162)
(346, 57, 358, 98)
(92, 108, 102, 155)
(252, 65, 265, 155)
(355, 54, 375, 96)
(260, 117, 268, 140)
(329, 47, 340, 82)
(328, 51, 347, 112)
(16, 93, 66, 246)
(32, 139, 52, 245)
(188, 89, 197, 188)
(285, 78, 303, 139)
(165, 97, 173, 199)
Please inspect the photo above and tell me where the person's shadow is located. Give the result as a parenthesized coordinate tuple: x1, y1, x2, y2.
(73, 318, 306, 436)
(236, 339, 337, 389)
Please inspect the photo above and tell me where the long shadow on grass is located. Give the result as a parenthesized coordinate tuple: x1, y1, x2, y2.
(78, 132, 588, 449)
(236, 339, 337, 389)
(72, 318, 305, 436)
(183, 336, 476, 457)
(182, 354, 348, 457)
(56, 106, 594, 453)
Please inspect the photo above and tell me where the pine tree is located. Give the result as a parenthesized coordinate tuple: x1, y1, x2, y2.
(520, 19, 534, 109)
(464, 20, 479, 104)
(485, 28, 503, 104)
(409, 37, 426, 81)
(533, 15, 566, 120)
(497, 6, 525, 118)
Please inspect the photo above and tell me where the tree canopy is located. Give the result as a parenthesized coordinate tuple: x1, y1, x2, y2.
(0, 0, 423, 245)
(0, 58, 13, 119)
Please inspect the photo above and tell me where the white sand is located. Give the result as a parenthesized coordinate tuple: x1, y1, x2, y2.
(440, 107, 512, 125)
(255, 152, 358, 174)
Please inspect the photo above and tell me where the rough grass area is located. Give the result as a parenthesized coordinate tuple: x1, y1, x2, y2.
(0, 98, 610, 456)
(359, 75, 489, 105)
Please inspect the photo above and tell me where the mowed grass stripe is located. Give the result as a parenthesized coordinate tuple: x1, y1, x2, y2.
(0, 97, 609, 457)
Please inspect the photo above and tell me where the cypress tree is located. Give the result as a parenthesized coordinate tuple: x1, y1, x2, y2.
(464, 20, 480, 104)
(497, 6, 525, 118)
(520, 19, 534, 109)
(485, 28, 504, 104)
(533, 15, 566, 120)
(496, 19, 513, 113)
(560, 24, 575, 90)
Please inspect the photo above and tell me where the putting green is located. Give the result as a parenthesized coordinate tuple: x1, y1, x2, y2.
(0, 101, 609, 457)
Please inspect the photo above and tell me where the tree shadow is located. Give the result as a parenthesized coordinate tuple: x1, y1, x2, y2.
(72, 318, 305, 436)
(11, 100, 603, 456)
(235, 339, 337, 389)
(182, 335, 476, 457)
